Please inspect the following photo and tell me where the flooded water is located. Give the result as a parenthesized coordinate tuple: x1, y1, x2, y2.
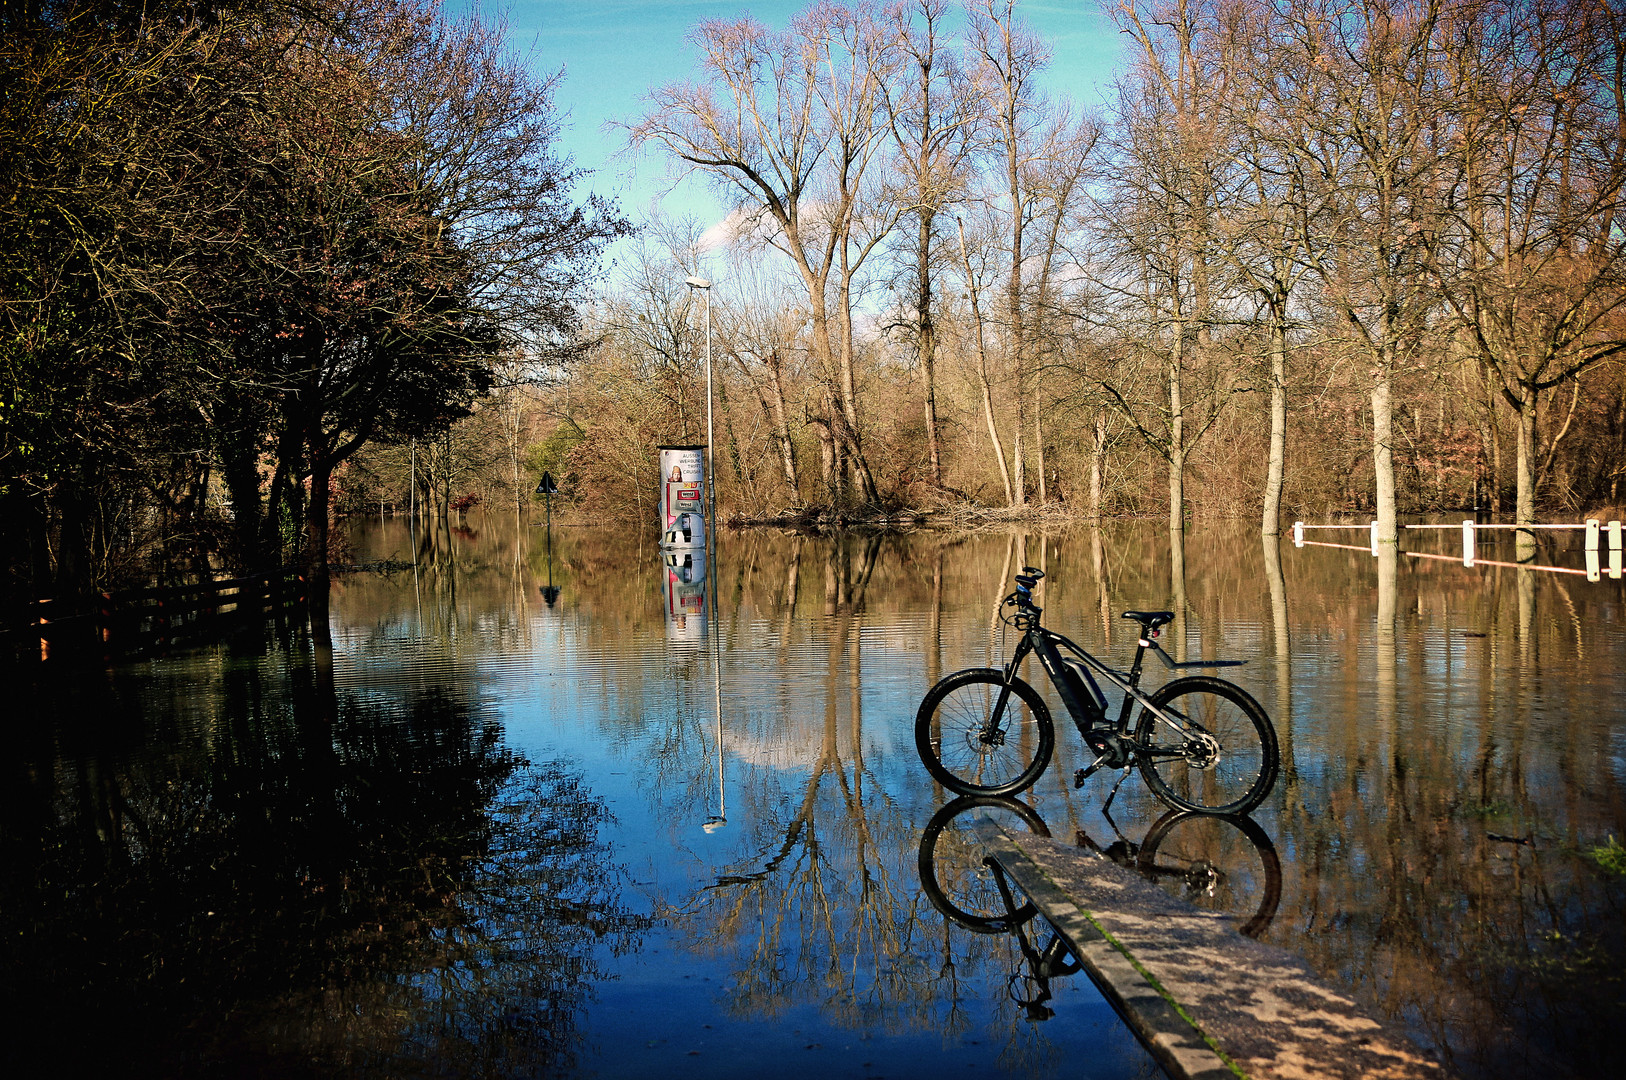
(7, 514, 1624, 1079)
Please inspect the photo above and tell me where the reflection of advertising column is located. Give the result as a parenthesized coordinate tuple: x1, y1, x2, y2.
(658, 445, 706, 549)
(663, 547, 707, 643)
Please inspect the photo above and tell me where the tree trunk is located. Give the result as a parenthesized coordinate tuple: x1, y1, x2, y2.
(221, 433, 265, 570)
(1486, 374, 1503, 515)
(958, 218, 1013, 505)
(1033, 396, 1046, 506)
(1514, 388, 1537, 560)
(1008, 269, 1026, 509)
(1169, 333, 1186, 535)
(978, 368, 1014, 506)
(1090, 412, 1107, 526)
(1262, 318, 1288, 535)
(1371, 347, 1397, 546)
(814, 418, 836, 502)
(442, 429, 452, 521)
(917, 213, 943, 487)
(994, 5, 1026, 510)
(835, 263, 879, 504)
(762, 349, 799, 497)
(305, 457, 333, 596)
(54, 476, 92, 593)
(1169, 528, 1188, 664)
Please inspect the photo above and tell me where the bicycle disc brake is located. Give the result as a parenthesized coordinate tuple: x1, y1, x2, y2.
(1183, 731, 1221, 770)
(970, 725, 1007, 749)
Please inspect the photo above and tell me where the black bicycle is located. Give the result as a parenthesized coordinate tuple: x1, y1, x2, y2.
(916, 795, 1283, 939)
(914, 567, 1280, 814)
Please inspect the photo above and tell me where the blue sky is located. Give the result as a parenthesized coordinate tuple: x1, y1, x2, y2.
(458, 1, 1126, 231)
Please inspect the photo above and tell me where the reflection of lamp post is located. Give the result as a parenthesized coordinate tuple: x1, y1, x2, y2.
(703, 743, 726, 832)
(684, 276, 714, 534)
(702, 650, 726, 831)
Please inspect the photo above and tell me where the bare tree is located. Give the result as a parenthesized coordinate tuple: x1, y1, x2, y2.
(954, 214, 1017, 503)
(1285, 0, 1453, 546)
(1019, 109, 1097, 506)
(1098, 0, 1239, 533)
(965, 0, 1053, 507)
(881, 0, 976, 489)
(599, 222, 712, 445)
(629, 3, 902, 507)
(716, 249, 811, 503)
(1217, 0, 1335, 535)
(1430, 0, 1626, 538)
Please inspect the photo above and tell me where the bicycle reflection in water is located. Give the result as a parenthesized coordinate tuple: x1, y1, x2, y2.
(916, 796, 1283, 1017)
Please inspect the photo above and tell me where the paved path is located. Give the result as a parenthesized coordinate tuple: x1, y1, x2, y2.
(976, 821, 1446, 1080)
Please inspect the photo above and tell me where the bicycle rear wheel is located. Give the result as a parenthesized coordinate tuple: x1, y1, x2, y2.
(915, 669, 1054, 797)
(1136, 809, 1282, 938)
(1133, 676, 1279, 814)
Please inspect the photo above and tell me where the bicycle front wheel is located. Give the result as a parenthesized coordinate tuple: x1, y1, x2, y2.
(915, 669, 1054, 797)
(1134, 676, 1279, 814)
(917, 795, 1050, 933)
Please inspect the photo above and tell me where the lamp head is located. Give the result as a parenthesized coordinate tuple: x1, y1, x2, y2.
(685, 276, 712, 289)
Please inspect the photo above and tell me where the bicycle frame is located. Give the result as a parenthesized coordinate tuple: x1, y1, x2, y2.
(993, 611, 1243, 743)
(913, 567, 1278, 813)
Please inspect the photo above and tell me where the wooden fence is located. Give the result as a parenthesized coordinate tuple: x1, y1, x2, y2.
(3, 570, 308, 661)
(1292, 519, 1624, 581)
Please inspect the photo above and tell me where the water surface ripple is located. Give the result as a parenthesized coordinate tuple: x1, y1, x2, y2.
(8, 515, 1623, 1080)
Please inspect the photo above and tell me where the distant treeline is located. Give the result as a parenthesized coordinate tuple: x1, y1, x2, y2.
(0, 0, 622, 603)
(6, 0, 1625, 604)
(481, 0, 1620, 536)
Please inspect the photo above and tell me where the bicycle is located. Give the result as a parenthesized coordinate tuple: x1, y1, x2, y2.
(914, 567, 1280, 814)
(916, 796, 1282, 938)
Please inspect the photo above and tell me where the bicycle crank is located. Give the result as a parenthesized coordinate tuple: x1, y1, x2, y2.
(1075, 734, 1132, 787)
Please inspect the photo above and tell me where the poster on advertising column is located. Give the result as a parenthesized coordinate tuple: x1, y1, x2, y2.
(658, 444, 706, 549)
(662, 547, 707, 644)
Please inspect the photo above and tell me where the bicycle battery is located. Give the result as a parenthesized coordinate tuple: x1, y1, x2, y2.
(1060, 658, 1107, 721)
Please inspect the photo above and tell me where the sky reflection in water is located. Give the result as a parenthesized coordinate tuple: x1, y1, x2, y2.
(7, 515, 1623, 1079)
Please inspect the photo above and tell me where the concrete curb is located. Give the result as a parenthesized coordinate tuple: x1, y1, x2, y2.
(975, 819, 1446, 1080)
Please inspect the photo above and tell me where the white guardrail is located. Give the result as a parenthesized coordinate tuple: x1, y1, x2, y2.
(1291, 519, 1624, 582)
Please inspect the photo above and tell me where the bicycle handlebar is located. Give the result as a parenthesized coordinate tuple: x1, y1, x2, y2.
(1007, 568, 1046, 620)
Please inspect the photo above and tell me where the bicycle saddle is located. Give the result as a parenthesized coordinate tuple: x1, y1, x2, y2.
(1121, 610, 1174, 630)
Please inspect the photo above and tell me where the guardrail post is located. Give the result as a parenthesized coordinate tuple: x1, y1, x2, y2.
(1585, 519, 1600, 552)
(1463, 520, 1476, 567)
(1292, 522, 1304, 547)
(1369, 520, 1379, 556)
(1610, 522, 1623, 581)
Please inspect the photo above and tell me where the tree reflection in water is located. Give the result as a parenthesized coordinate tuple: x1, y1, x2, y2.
(9, 516, 1621, 1080)
(2, 636, 646, 1078)
(644, 522, 1624, 1080)
(644, 534, 1139, 1080)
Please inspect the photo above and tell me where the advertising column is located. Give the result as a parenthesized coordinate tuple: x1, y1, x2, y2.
(661, 547, 707, 644)
(658, 444, 706, 549)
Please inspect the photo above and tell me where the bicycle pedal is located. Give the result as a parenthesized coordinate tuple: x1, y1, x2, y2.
(1074, 757, 1108, 787)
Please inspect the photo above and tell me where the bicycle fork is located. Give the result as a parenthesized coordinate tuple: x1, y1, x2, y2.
(980, 638, 1039, 743)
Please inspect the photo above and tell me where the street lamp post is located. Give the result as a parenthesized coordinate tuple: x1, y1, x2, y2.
(685, 275, 726, 834)
(684, 276, 714, 534)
